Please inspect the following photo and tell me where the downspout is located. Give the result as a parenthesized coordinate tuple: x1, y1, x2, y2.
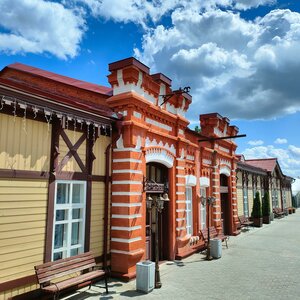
(103, 122, 122, 270)
(103, 143, 111, 270)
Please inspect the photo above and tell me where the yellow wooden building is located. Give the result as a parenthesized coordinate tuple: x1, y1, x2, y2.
(0, 63, 119, 299)
(236, 155, 294, 219)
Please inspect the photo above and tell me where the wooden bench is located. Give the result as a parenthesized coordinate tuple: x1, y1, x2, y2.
(200, 226, 229, 249)
(273, 207, 285, 218)
(35, 252, 108, 300)
(238, 215, 254, 230)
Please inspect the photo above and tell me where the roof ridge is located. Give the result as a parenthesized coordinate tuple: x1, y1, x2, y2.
(6, 62, 112, 95)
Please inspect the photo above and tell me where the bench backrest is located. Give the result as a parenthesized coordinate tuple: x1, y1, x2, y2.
(35, 252, 96, 286)
(200, 226, 218, 240)
(239, 215, 248, 224)
(273, 207, 283, 213)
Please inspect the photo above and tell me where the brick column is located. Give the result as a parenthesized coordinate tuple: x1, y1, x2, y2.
(110, 148, 145, 279)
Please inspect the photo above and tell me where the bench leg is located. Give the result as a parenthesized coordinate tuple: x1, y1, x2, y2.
(105, 276, 108, 294)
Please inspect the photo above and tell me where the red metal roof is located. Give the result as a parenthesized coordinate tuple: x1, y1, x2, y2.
(7, 63, 112, 96)
(245, 158, 277, 172)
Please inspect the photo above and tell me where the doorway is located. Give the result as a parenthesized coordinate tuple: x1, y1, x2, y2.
(220, 174, 230, 235)
(145, 163, 169, 261)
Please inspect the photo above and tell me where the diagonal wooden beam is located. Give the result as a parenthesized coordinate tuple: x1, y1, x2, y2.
(57, 130, 87, 173)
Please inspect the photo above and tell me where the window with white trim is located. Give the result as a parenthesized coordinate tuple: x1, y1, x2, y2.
(243, 188, 249, 217)
(186, 186, 193, 235)
(200, 187, 207, 229)
(52, 181, 86, 261)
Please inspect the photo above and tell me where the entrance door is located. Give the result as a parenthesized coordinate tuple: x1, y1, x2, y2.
(220, 174, 230, 234)
(145, 193, 169, 261)
(145, 163, 169, 261)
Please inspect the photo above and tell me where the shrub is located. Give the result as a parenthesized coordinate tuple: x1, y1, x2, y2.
(252, 191, 262, 218)
(262, 191, 270, 217)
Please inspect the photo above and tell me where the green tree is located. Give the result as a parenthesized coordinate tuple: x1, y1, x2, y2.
(252, 191, 262, 218)
(262, 191, 270, 216)
(194, 125, 201, 133)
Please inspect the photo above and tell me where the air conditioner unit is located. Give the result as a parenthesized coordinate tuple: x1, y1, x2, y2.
(136, 261, 155, 293)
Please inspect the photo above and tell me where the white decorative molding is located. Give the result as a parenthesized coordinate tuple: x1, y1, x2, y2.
(112, 203, 142, 207)
(133, 111, 141, 119)
(116, 134, 124, 149)
(118, 110, 127, 116)
(185, 175, 197, 186)
(145, 137, 176, 155)
(180, 149, 185, 159)
(158, 84, 166, 106)
(199, 177, 210, 187)
(202, 159, 212, 165)
(179, 129, 184, 135)
(186, 155, 195, 161)
(220, 166, 231, 177)
(112, 214, 142, 219)
(214, 127, 223, 137)
(114, 70, 156, 104)
(113, 158, 142, 163)
(135, 135, 142, 150)
(219, 146, 230, 153)
(145, 117, 172, 131)
(166, 102, 176, 114)
(111, 225, 141, 231)
(112, 181, 142, 185)
(112, 169, 143, 174)
(111, 237, 142, 243)
(145, 148, 174, 168)
(220, 159, 231, 167)
(112, 192, 142, 196)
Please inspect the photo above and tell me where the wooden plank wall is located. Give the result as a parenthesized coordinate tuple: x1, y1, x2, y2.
(0, 114, 51, 171)
(0, 179, 48, 298)
(93, 135, 111, 176)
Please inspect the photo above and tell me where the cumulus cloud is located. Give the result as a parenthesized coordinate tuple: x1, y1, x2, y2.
(76, 0, 274, 26)
(274, 138, 288, 144)
(0, 0, 86, 59)
(135, 7, 300, 120)
(243, 144, 300, 178)
(248, 140, 264, 146)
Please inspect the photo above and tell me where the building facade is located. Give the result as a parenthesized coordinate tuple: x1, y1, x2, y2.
(106, 58, 240, 279)
(0, 57, 256, 298)
(236, 155, 294, 218)
(0, 63, 118, 299)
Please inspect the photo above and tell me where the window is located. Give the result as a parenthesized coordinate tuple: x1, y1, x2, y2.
(52, 181, 86, 261)
(186, 186, 193, 235)
(243, 188, 249, 217)
(200, 187, 206, 229)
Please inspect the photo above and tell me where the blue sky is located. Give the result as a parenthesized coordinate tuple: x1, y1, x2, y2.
(1, 0, 300, 191)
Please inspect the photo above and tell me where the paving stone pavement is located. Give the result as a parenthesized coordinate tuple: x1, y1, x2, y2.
(63, 210, 300, 300)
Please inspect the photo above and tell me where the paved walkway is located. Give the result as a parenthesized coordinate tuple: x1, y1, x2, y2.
(63, 210, 300, 300)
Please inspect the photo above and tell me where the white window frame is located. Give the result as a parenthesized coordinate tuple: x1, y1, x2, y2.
(243, 188, 249, 217)
(186, 186, 193, 235)
(52, 180, 86, 261)
(200, 187, 207, 230)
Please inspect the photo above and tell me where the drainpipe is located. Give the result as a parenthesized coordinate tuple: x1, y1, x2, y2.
(103, 143, 111, 270)
(103, 122, 122, 270)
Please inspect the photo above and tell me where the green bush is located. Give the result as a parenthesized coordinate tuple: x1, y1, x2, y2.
(252, 191, 262, 218)
(262, 191, 271, 216)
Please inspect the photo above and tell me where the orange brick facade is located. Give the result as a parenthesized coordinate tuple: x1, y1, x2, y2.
(106, 58, 240, 279)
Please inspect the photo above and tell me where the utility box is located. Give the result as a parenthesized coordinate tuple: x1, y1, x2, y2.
(210, 238, 222, 258)
(136, 261, 155, 293)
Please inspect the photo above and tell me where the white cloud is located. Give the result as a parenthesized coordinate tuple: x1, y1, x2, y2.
(248, 140, 264, 146)
(134, 7, 300, 120)
(76, 0, 274, 26)
(292, 178, 300, 194)
(274, 138, 288, 144)
(0, 0, 86, 59)
(289, 145, 300, 157)
(242, 144, 300, 178)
